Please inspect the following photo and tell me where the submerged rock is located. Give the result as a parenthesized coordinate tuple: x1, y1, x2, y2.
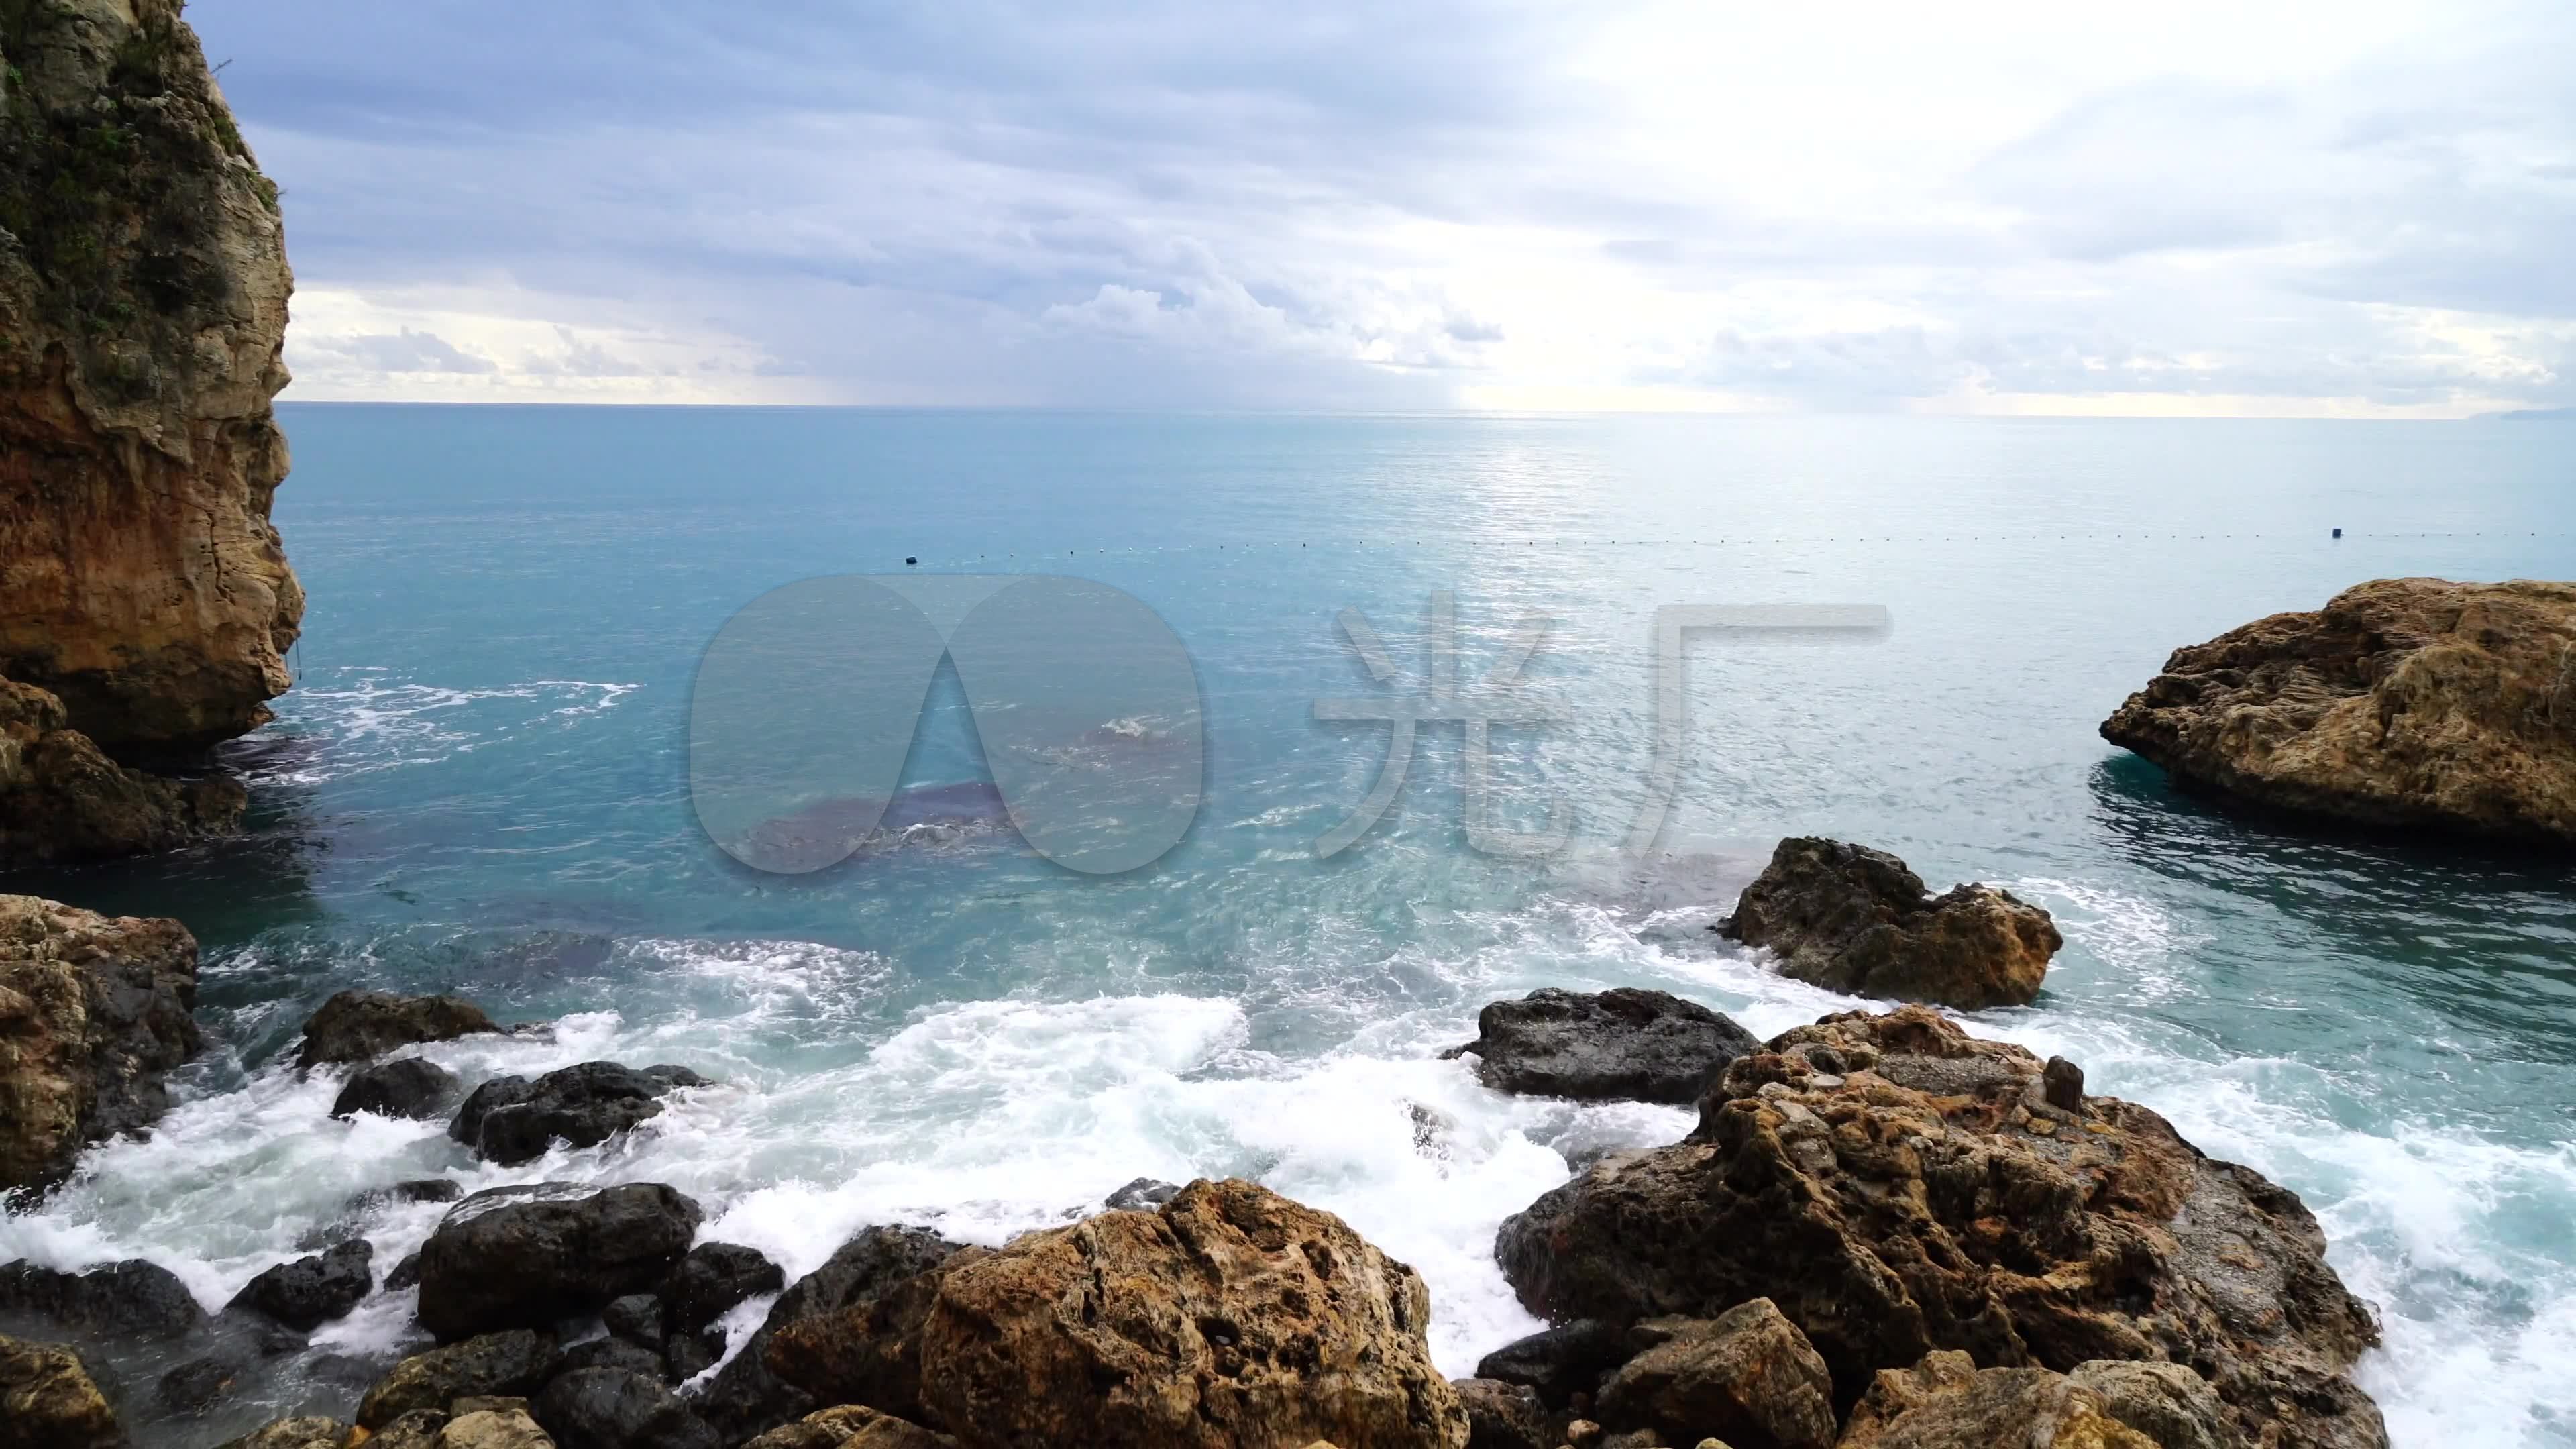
(0, 1333, 123, 1449)
(0, 1258, 206, 1338)
(1442, 987, 1758, 1104)
(227, 1240, 373, 1332)
(334, 1057, 462, 1120)
(416, 1183, 702, 1341)
(1495, 1007, 2386, 1449)
(1716, 838, 2059, 1008)
(1834, 1352, 2154, 1449)
(2102, 576, 2576, 847)
(765, 1178, 1467, 1449)
(297, 990, 500, 1071)
(0, 0, 303, 862)
(0, 896, 200, 1193)
(449, 1062, 709, 1166)
(695, 1224, 964, 1445)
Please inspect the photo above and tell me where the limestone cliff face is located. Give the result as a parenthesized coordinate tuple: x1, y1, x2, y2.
(0, 0, 299, 859)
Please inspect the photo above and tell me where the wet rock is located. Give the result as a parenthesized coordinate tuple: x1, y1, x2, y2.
(658, 1242, 782, 1333)
(694, 1224, 965, 1445)
(1472, 1318, 1630, 1409)
(1835, 1352, 2153, 1449)
(2041, 1056, 2084, 1113)
(533, 1366, 720, 1449)
(1442, 988, 1760, 1104)
(219, 1417, 353, 1449)
(358, 1328, 564, 1428)
(741, 1404, 957, 1449)
(0, 896, 201, 1193)
(353, 1179, 467, 1211)
(0, 683, 249, 865)
(1104, 1176, 1182, 1210)
(766, 1178, 1468, 1449)
(334, 1057, 462, 1120)
(417, 1183, 702, 1340)
(449, 1063, 710, 1167)
(560, 1338, 669, 1382)
(1452, 1377, 1554, 1449)
(387, 1252, 423, 1291)
(298, 990, 500, 1070)
(371, 1409, 453, 1449)
(662, 1326, 723, 1383)
(2100, 576, 2576, 847)
(1496, 1007, 2387, 1449)
(2067, 1360, 2231, 1449)
(1595, 1300, 1833, 1449)
(1717, 839, 2059, 1008)
(0, 1333, 123, 1449)
(227, 1240, 373, 1331)
(158, 1354, 242, 1416)
(602, 1295, 663, 1346)
(443, 1407, 559, 1449)
(0, 1258, 206, 1337)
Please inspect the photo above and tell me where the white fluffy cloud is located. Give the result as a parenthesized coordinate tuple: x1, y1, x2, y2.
(200, 0, 2576, 413)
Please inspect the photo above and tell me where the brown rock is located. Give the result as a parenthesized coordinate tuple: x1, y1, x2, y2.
(1596, 1300, 1833, 1449)
(0, 678, 246, 863)
(2101, 577, 2576, 847)
(297, 989, 500, 1071)
(0, 894, 199, 1193)
(741, 1404, 957, 1449)
(1717, 839, 2059, 1008)
(0, 1333, 124, 1449)
(1453, 1377, 1556, 1449)
(768, 1178, 1468, 1449)
(1834, 1352, 2152, 1449)
(1495, 1008, 2386, 1449)
(217, 1418, 351, 1449)
(2065, 1360, 2229, 1449)
(438, 1409, 555, 1449)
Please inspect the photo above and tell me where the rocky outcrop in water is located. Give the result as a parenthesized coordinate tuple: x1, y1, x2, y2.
(1494, 1006, 2387, 1449)
(415, 1183, 704, 1342)
(696, 1226, 964, 1445)
(1442, 988, 1759, 1104)
(2102, 577, 2576, 847)
(296, 990, 499, 1070)
(224, 1240, 371, 1332)
(0, 0, 304, 863)
(1717, 839, 2059, 1008)
(449, 1061, 710, 1166)
(765, 1179, 1468, 1449)
(0, 894, 199, 1194)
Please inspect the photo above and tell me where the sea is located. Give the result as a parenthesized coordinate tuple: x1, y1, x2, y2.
(3, 406, 2573, 1448)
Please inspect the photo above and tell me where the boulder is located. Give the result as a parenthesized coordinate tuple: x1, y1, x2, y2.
(159, 1354, 244, 1417)
(1104, 1176, 1181, 1210)
(1717, 839, 2059, 1008)
(1833, 1352, 2153, 1449)
(603, 1295, 665, 1346)
(2067, 1360, 2230, 1449)
(449, 1063, 709, 1166)
(2100, 577, 2576, 847)
(741, 1405, 957, 1449)
(561, 1338, 670, 1382)
(227, 1240, 372, 1331)
(1452, 1377, 1554, 1449)
(663, 1326, 724, 1383)
(219, 1418, 353, 1449)
(1441, 989, 1759, 1104)
(0, 682, 248, 863)
(0, 896, 200, 1192)
(358, 1329, 565, 1428)
(0, 1258, 205, 1337)
(443, 1407, 559, 1449)
(297, 990, 499, 1071)
(532, 1366, 719, 1449)
(694, 1225, 965, 1445)
(0, 1334, 123, 1449)
(370, 1410, 453, 1449)
(334, 1057, 462, 1120)
(416, 1183, 702, 1340)
(1496, 1007, 2386, 1449)
(765, 1178, 1467, 1449)
(658, 1241, 782, 1332)
(1595, 1301, 1834, 1449)
(1471, 1318, 1629, 1409)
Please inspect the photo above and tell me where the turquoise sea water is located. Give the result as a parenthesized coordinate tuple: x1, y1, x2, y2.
(5, 407, 2574, 1446)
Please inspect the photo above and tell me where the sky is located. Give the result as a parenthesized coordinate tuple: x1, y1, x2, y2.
(191, 0, 2576, 415)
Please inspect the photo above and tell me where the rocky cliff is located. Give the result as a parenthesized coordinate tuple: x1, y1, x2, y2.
(0, 892, 198, 1195)
(2102, 578, 2576, 848)
(0, 0, 300, 861)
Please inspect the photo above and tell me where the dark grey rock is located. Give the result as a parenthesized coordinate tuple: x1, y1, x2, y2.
(297, 990, 498, 1070)
(449, 1063, 710, 1166)
(357, 1328, 563, 1429)
(1454, 1376, 1556, 1449)
(533, 1366, 720, 1449)
(1103, 1177, 1182, 1211)
(227, 1240, 372, 1331)
(331, 1057, 459, 1120)
(158, 1355, 241, 1417)
(693, 1224, 962, 1445)
(657, 1242, 781, 1334)
(1442, 988, 1759, 1104)
(1472, 1318, 1631, 1409)
(384, 1252, 421, 1291)
(0, 1258, 206, 1337)
(602, 1294, 663, 1346)
(559, 1337, 669, 1382)
(415, 1183, 702, 1340)
(662, 1326, 723, 1384)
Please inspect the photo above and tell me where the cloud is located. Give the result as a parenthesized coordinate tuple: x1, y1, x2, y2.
(195, 0, 2576, 413)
